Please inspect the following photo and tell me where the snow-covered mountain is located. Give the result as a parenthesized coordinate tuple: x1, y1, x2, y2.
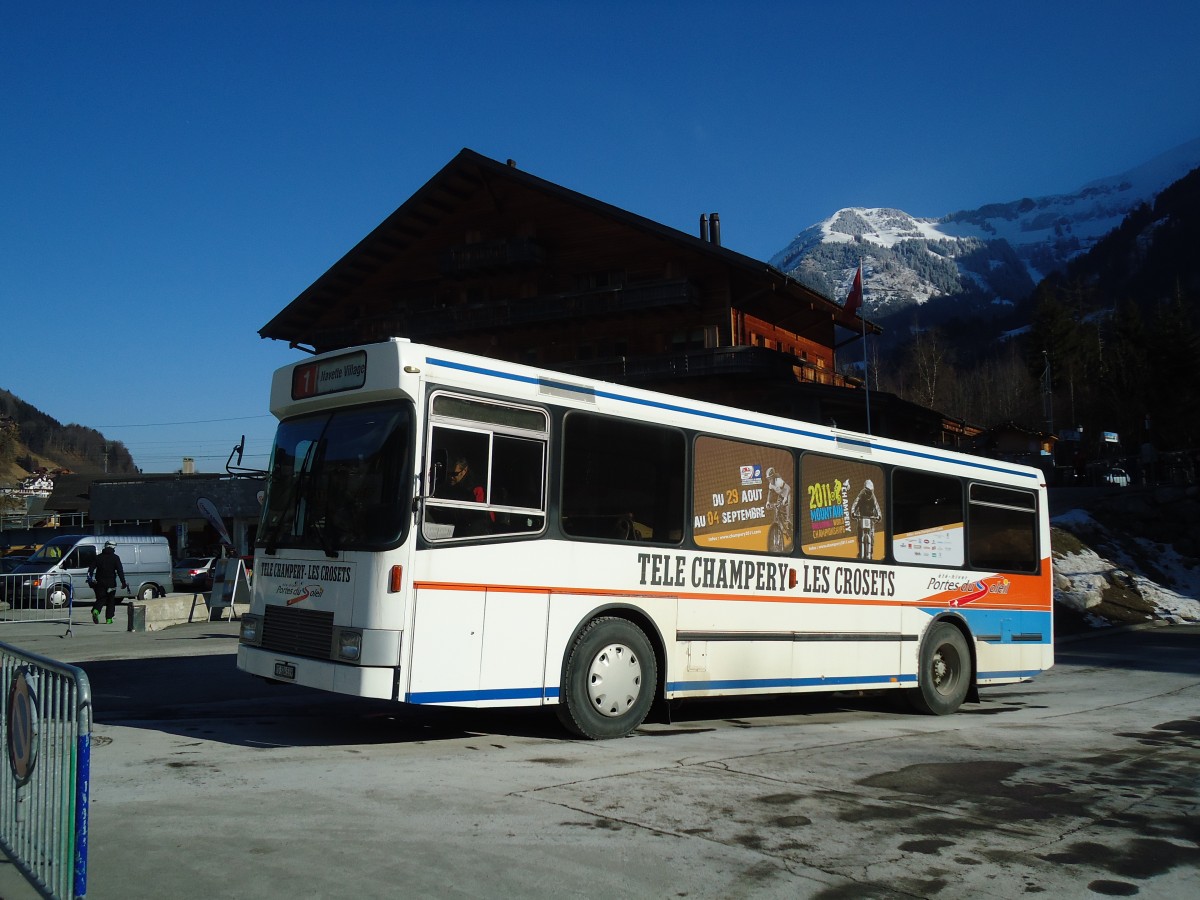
(770, 137, 1200, 321)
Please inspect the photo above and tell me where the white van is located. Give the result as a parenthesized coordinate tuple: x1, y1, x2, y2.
(11, 534, 172, 607)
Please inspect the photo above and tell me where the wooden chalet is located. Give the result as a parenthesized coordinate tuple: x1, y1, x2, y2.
(261, 149, 969, 445)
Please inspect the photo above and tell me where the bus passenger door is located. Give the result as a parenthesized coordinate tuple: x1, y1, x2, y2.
(479, 589, 550, 701)
(408, 586, 485, 703)
(407, 587, 550, 704)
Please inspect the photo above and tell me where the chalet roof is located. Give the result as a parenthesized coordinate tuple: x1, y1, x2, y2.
(89, 475, 261, 521)
(46, 473, 262, 520)
(259, 148, 879, 351)
(43, 473, 96, 514)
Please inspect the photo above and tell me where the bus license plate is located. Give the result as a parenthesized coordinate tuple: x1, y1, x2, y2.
(274, 662, 296, 680)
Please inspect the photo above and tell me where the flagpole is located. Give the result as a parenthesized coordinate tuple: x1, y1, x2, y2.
(860, 262, 871, 435)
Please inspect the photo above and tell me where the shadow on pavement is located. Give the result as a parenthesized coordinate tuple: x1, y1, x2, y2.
(1056, 627, 1200, 675)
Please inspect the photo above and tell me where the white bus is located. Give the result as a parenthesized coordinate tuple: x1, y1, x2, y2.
(236, 338, 1053, 739)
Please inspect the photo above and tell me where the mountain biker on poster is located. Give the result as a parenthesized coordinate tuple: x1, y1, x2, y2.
(850, 479, 882, 560)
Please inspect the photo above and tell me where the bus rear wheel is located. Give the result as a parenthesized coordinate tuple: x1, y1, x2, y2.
(908, 621, 971, 715)
(557, 617, 656, 740)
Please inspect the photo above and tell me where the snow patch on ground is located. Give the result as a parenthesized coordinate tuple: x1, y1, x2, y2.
(1051, 508, 1200, 626)
(1052, 546, 1110, 611)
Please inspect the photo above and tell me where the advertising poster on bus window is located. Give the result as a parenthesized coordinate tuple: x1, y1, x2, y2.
(692, 436, 794, 553)
(893, 517, 964, 565)
(800, 455, 887, 560)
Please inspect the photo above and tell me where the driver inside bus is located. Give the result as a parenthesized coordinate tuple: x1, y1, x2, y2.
(432, 456, 491, 536)
(443, 457, 485, 505)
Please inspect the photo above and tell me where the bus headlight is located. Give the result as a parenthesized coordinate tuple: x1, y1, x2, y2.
(337, 630, 363, 662)
(239, 615, 262, 645)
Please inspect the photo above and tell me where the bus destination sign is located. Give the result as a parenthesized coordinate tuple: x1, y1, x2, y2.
(292, 351, 368, 400)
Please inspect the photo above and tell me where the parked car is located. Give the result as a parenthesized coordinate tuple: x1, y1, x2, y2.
(172, 557, 216, 592)
(1103, 466, 1131, 487)
(1, 555, 29, 574)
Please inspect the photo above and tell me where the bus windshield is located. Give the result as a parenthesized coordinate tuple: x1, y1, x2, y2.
(259, 401, 414, 554)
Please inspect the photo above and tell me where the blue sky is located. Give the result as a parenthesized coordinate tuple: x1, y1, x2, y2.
(3, 1, 1198, 473)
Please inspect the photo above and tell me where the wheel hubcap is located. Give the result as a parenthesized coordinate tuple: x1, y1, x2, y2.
(586, 642, 643, 718)
(932, 646, 958, 694)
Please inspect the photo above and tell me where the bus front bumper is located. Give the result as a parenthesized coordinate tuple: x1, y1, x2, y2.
(237, 644, 399, 701)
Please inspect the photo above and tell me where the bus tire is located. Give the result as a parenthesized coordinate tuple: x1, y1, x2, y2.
(908, 621, 971, 716)
(557, 616, 656, 740)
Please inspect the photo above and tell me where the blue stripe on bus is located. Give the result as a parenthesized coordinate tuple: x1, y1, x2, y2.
(426, 355, 1040, 479)
(918, 608, 1053, 643)
(666, 673, 917, 693)
(411, 677, 921, 703)
(407, 686, 559, 704)
(404, 668, 1040, 705)
(426, 355, 831, 442)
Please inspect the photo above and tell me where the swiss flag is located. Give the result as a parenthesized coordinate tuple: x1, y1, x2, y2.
(843, 264, 863, 321)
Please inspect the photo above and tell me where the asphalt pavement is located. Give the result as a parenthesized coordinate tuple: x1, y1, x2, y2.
(0, 609, 241, 666)
(4, 614, 1198, 899)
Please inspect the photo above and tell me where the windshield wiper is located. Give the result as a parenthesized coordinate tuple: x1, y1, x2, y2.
(262, 441, 318, 555)
(308, 498, 340, 559)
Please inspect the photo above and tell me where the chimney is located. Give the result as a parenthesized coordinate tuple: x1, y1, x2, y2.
(709, 212, 721, 246)
(699, 213, 709, 242)
(182, 457, 195, 475)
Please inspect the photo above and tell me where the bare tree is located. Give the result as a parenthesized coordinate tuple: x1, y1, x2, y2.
(909, 328, 948, 409)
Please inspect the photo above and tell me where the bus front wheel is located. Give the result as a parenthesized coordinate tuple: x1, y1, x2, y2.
(908, 622, 971, 715)
(557, 617, 657, 740)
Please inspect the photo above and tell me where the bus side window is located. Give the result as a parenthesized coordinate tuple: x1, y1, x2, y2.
(968, 484, 1038, 573)
(561, 412, 685, 544)
(423, 395, 549, 541)
(490, 435, 546, 535)
(798, 454, 886, 561)
(891, 470, 964, 566)
(692, 435, 794, 554)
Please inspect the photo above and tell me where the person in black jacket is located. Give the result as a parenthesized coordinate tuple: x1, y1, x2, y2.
(88, 541, 129, 624)
(435, 457, 491, 536)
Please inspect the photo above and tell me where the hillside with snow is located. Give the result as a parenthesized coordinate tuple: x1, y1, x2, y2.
(1052, 494, 1200, 634)
(770, 137, 1200, 323)
(769, 208, 1034, 319)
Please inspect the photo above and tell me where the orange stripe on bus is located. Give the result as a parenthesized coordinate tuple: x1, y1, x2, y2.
(412, 578, 1051, 610)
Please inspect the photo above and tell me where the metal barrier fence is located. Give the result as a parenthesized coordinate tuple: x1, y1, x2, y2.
(0, 573, 79, 634)
(1, 641, 91, 899)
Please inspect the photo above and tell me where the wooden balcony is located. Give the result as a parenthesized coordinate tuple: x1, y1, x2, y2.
(305, 279, 701, 350)
(560, 346, 850, 388)
(439, 237, 546, 275)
